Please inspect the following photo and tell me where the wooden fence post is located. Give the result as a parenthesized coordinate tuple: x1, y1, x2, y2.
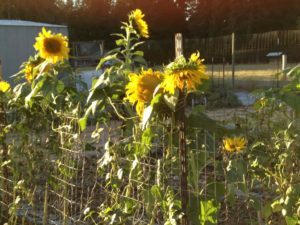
(175, 33, 189, 225)
(43, 182, 48, 225)
(231, 32, 235, 89)
(0, 90, 9, 214)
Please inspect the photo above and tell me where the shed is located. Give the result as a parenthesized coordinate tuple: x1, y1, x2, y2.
(0, 20, 68, 81)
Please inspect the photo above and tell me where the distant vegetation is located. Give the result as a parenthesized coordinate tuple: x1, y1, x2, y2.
(1, 0, 300, 41)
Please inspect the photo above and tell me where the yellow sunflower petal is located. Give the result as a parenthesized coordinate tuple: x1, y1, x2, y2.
(0, 81, 10, 93)
(223, 137, 247, 153)
(190, 52, 200, 62)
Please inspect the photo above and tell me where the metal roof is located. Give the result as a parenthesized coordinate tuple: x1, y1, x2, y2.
(266, 52, 283, 57)
(0, 20, 67, 28)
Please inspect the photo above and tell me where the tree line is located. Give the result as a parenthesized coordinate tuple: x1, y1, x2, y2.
(0, 0, 300, 41)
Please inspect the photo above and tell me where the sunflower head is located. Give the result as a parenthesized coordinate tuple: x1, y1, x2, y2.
(223, 137, 247, 153)
(130, 9, 149, 38)
(125, 69, 162, 116)
(0, 81, 10, 93)
(34, 27, 69, 64)
(23, 57, 47, 83)
(24, 62, 37, 83)
(161, 52, 208, 94)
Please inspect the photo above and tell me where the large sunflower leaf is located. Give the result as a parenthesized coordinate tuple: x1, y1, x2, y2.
(164, 89, 179, 112)
(187, 111, 241, 137)
(142, 105, 153, 130)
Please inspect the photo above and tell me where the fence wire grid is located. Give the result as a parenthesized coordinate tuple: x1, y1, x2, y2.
(0, 102, 257, 225)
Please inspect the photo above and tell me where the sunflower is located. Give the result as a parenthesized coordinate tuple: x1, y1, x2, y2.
(162, 52, 208, 95)
(131, 9, 149, 38)
(125, 69, 162, 116)
(257, 97, 268, 107)
(0, 81, 10, 93)
(23, 57, 47, 83)
(24, 62, 37, 83)
(223, 137, 247, 153)
(34, 27, 69, 64)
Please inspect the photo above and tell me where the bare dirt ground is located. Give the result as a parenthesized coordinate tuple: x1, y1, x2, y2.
(205, 106, 253, 122)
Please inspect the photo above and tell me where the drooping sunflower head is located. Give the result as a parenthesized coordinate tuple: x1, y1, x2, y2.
(34, 27, 69, 64)
(23, 57, 47, 83)
(223, 137, 247, 153)
(24, 63, 34, 83)
(24, 62, 38, 83)
(161, 52, 208, 94)
(130, 9, 149, 38)
(0, 81, 10, 93)
(125, 69, 162, 116)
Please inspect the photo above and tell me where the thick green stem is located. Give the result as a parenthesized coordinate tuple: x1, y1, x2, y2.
(124, 25, 132, 70)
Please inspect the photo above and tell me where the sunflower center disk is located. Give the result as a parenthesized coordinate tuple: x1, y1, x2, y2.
(230, 144, 236, 149)
(44, 38, 62, 54)
(137, 75, 160, 102)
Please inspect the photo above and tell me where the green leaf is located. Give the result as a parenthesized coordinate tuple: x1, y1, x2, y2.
(200, 200, 220, 225)
(116, 39, 126, 46)
(138, 127, 153, 156)
(133, 50, 144, 56)
(191, 104, 205, 114)
(87, 74, 109, 103)
(151, 93, 162, 106)
(25, 77, 46, 107)
(133, 56, 147, 65)
(130, 41, 144, 50)
(143, 189, 155, 216)
(271, 200, 283, 213)
(142, 105, 153, 130)
(78, 117, 87, 131)
(187, 112, 239, 137)
(164, 89, 179, 112)
(56, 80, 65, 93)
(285, 216, 298, 225)
(262, 203, 273, 220)
(96, 53, 118, 71)
(279, 92, 300, 113)
(91, 100, 98, 115)
(150, 185, 162, 202)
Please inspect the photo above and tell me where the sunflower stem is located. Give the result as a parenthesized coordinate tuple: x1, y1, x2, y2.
(124, 22, 132, 71)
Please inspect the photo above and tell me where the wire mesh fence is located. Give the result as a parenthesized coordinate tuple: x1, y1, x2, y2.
(0, 101, 257, 224)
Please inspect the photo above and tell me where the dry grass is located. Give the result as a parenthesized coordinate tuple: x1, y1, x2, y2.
(206, 63, 296, 90)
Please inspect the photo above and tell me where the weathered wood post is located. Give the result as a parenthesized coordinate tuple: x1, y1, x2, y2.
(43, 182, 49, 225)
(0, 79, 9, 213)
(231, 32, 235, 89)
(222, 57, 226, 89)
(282, 54, 287, 81)
(175, 33, 183, 59)
(175, 33, 189, 225)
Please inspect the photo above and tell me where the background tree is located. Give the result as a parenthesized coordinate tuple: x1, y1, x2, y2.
(1, 0, 300, 40)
